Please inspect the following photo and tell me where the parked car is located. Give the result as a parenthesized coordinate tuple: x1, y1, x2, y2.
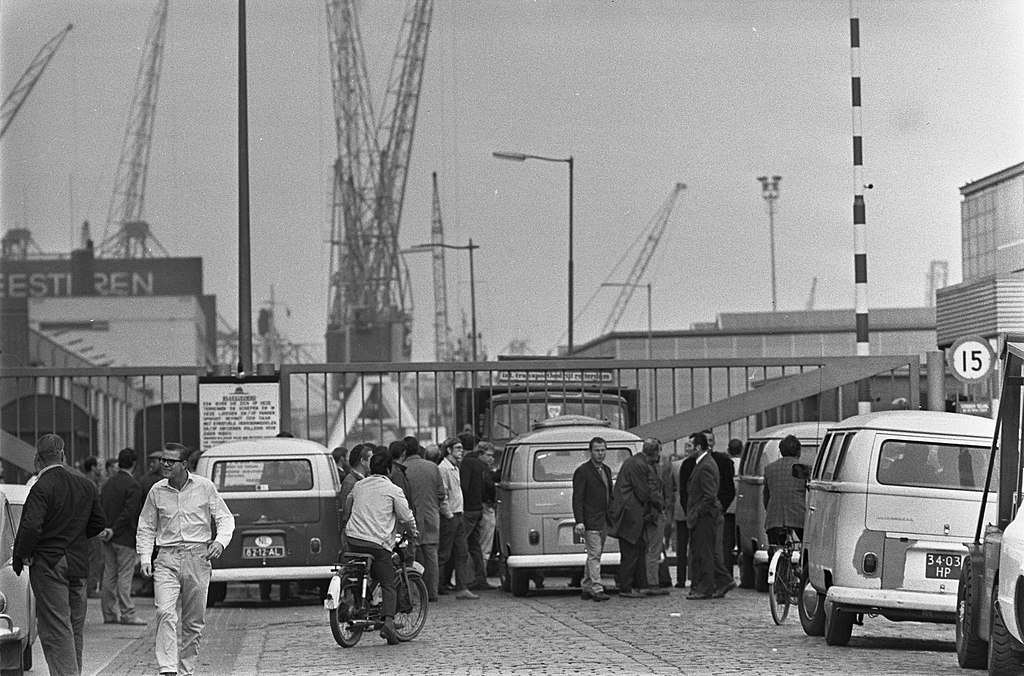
(799, 410, 996, 646)
(196, 437, 343, 605)
(495, 414, 642, 597)
(735, 421, 831, 591)
(0, 485, 36, 675)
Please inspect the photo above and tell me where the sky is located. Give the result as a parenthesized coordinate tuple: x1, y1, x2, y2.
(2, 0, 1023, 362)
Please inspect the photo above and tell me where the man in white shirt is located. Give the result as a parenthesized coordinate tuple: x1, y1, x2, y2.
(436, 437, 478, 600)
(137, 443, 235, 676)
(345, 451, 419, 644)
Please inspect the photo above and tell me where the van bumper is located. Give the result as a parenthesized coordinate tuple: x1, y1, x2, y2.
(506, 553, 621, 569)
(212, 565, 336, 582)
(826, 586, 957, 620)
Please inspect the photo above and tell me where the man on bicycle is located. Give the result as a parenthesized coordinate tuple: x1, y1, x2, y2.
(345, 451, 419, 645)
(762, 434, 807, 547)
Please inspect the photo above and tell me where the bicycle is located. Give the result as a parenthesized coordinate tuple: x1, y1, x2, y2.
(767, 527, 803, 625)
(324, 534, 428, 647)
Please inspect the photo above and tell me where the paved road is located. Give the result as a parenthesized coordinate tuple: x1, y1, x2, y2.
(55, 577, 968, 675)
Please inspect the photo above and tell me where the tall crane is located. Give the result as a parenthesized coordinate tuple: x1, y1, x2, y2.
(325, 0, 433, 365)
(99, 0, 169, 259)
(600, 182, 686, 334)
(0, 24, 72, 139)
(429, 172, 452, 362)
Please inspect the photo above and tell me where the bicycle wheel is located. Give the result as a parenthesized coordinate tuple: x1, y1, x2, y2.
(394, 571, 428, 642)
(768, 548, 791, 625)
(329, 586, 362, 648)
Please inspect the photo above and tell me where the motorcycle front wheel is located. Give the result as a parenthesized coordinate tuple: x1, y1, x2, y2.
(394, 571, 428, 642)
(329, 587, 362, 648)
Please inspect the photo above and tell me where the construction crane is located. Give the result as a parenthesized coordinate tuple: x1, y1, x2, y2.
(99, 0, 169, 259)
(429, 172, 453, 362)
(325, 0, 433, 365)
(599, 182, 686, 335)
(0, 24, 72, 139)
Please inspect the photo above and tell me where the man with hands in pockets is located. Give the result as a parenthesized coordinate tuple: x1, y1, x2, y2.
(137, 443, 235, 676)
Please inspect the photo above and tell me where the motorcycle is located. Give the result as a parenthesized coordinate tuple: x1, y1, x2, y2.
(324, 534, 428, 647)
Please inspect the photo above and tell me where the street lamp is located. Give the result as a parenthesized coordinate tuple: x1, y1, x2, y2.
(757, 175, 782, 313)
(405, 239, 480, 361)
(601, 282, 653, 359)
(493, 150, 574, 353)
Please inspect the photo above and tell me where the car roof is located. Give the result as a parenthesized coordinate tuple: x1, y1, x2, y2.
(202, 437, 332, 458)
(0, 483, 30, 505)
(747, 421, 835, 442)
(826, 410, 995, 438)
(508, 415, 642, 445)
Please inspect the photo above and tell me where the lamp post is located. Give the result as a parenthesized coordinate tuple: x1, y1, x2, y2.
(601, 282, 653, 359)
(757, 175, 782, 313)
(405, 240, 480, 361)
(493, 150, 574, 353)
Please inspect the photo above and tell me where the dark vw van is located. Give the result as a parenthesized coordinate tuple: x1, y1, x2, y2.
(197, 437, 343, 604)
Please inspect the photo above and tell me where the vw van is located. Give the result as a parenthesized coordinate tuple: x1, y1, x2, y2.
(495, 415, 642, 596)
(799, 411, 996, 646)
(197, 437, 343, 604)
(0, 486, 36, 675)
(735, 421, 831, 591)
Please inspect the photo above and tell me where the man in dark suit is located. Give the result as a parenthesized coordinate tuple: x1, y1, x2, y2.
(14, 434, 107, 676)
(704, 430, 737, 575)
(685, 432, 736, 600)
(572, 436, 613, 602)
(611, 437, 662, 598)
(99, 447, 146, 625)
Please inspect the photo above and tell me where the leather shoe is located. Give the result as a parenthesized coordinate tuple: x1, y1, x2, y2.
(619, 589, 645, 598)
(379, 620, 400, 645)
(645, 588, 670, 596)
(454, 589, 479, 600)
(470, 581, 498, 591)
(686, 592, 713, 600)
(580, 591, 593, 600)
(592, 591, 610, 602)
(120, 617, 147, 625)
(713, 581, 738, 598)
(674, 582, 687, 589)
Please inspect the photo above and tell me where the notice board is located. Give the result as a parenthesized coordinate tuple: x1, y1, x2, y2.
(198, 376, 280, 451)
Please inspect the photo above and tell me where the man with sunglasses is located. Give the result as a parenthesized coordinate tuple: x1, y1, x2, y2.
(137, 443, 235, 676)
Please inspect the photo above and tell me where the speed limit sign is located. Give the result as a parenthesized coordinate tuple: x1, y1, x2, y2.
(948, 336, 995, 384)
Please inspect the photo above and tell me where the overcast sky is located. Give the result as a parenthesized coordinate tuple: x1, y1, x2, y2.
(2, 0, 1023, 361)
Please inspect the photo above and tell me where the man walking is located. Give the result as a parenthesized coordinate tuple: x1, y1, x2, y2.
(99, 447, 146, 625)
(402, 438, 451, 601)
(572, 437, 613, 602)
(14, 433, 107, 676)
(610, 438, 663, 598)
(137, 442, 235, 676)
(685, 432, 736, 600)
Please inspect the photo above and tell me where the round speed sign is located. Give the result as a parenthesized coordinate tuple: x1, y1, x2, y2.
(948, 336, 995, 384)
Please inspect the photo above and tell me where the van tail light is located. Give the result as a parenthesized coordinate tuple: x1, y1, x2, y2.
(310, 537, 322, 554)
(862, 552, 878, 574)
(528, 529, 540, 545)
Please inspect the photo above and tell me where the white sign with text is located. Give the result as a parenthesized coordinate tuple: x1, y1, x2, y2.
(199, 381, 280, 451)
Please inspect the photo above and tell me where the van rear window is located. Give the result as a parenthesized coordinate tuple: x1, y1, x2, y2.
(876, 440, 993, 491)
(532, 447, 633, 482)
(211, 459, 314, 492)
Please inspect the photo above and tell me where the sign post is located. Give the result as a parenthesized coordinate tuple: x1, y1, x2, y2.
(948, 336, 996, 385)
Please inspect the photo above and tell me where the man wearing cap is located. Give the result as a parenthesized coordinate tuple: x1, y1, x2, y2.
(137, 442, 235, 676)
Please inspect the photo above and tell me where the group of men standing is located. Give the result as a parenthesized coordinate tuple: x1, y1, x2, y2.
(572, 431, 739, 601)
(12, 435, 235, 676)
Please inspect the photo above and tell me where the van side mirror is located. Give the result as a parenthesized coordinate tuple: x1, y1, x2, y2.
(792, 463, 811, 481)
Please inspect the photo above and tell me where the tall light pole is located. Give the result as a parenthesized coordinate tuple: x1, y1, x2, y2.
(493, 150, 574, 353)
(757, 175, 781, 313)
(601, 282, 653, 359)
(405, 240, 480, 361)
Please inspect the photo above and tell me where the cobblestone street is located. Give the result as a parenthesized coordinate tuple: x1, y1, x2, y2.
(64, 577, 968, 676)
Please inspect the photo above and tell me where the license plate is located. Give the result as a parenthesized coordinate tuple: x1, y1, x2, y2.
(925, 552, 961, 579)
(243, 546, 285, 559)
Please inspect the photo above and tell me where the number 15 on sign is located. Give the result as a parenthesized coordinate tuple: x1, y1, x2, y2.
(948, 336, 995, 384)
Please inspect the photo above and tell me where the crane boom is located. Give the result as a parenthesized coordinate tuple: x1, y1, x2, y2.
(325, 0, 433, 364)
(601, 182, 686, 334)
(99, 0, 169, 258)
(430, 172, 452, 361)
(0, 24, 72, 139)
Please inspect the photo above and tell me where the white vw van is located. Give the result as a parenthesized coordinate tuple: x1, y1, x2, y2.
(799, 411, 996, 646)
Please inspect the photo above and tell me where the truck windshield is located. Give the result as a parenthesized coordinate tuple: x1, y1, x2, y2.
(490, 398, 627, 440)
(211, 459, 314, 492)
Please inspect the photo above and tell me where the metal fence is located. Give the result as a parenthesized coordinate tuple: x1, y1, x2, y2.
(1, 354, 927, 482)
